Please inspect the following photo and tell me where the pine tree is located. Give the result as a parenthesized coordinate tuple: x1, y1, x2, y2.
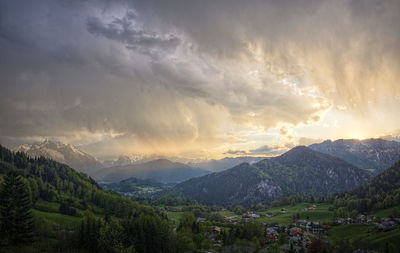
(0, 172, 34, 245)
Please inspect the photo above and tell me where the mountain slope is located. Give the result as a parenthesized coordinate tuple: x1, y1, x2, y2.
(309, 138, 400, 173)
(352, 160, 400, 198)
(15, 140, 104, 174)
(0, 144, 142, 217)
(190, 156, 265, 172)
(333, 160, 400, 213)
(94, 159, 211, 184)
(169, 146, 371, 206)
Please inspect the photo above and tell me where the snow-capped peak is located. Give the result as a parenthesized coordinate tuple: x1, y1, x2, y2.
(14, 140, 103, 174)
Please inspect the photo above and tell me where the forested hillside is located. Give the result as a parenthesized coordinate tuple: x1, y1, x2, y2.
(168, 146, 371, 206)
(0, 145, 203, 253)
(333, 160, 400, 216)
(0, 145, 138, 217)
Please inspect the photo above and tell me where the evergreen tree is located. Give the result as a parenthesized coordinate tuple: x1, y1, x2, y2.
(0, 172, 34, 245)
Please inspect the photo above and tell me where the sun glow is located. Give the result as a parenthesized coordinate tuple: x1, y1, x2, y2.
(349, 132, 367, 140)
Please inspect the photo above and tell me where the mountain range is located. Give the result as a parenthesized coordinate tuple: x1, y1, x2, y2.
(93, 158, 210, 184)
(14, 140, 104, 174)
(309, 138, 400, 173)
(167, 146, 372, 206)
(12, 138, 400, 194)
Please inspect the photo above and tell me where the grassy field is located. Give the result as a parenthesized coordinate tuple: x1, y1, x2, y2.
(365, 229, 400, 250)
(258, 202, 334, 225)
(32, 209, 82, 227)
(163, 202, 334, 226)
(34, 200, 61, 213)
(327, 224, 374, 239)
(327, 224, 400, 251)
(165, 211, 185, 224)
(372, 206, 400, 218)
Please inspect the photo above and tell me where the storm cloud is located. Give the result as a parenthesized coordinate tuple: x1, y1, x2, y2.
(0, 0, 399, 158)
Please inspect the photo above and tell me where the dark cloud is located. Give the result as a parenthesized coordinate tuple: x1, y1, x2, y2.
(223, 145, 286, 156)
(0, 0, 399, 158)
(248, 145, 286, 156)
(86, 11, 181, 58)
(223, 149, 248, 156)
(248, 145, 279, 155)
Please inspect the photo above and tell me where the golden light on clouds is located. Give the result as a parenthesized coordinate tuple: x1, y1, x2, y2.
(0, 0, 399, 159)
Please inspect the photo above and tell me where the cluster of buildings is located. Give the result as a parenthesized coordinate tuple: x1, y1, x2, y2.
(264, 218, 334, 250)
(335, 215, 377, 225)
(265, 223, 312, 249)
(223, 215, 239, 224)
(295, 220, 331, 234)
(242, 211, 261, 219)
(335, 215, 400, 233)
(303, 204, 317, 211)
(265, 223, 286, 241)
(377, 217, 400, 232)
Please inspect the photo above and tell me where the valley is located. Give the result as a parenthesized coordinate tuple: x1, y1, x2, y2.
(1, 139, 400, 253)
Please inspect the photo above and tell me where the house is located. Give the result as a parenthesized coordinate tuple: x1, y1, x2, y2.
(265, 227, 279, 241)
(212, 226, 222, 233)
(296, 220, 308, 228)
(322, 225, 331, 230)
(223, 216, 239, 224)
(336, 217, 355, 224)
(266, 223, 287, 233)
(307, 221, 325, 234)
(266, 212, 274, 217)
(335, 218, 345, 224)
(289, 227, 304, 237)
(308, 205, 317, 211)
(197, 217, 207, 223)
(243, 211, 261, 219)
(289, 236, 302, 245)
(281, 208, 288, 213)
(377, 218, 398, 232)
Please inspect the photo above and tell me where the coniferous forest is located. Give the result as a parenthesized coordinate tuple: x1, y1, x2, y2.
(0, 145, 181, 252)
(1, 144, 400, 253)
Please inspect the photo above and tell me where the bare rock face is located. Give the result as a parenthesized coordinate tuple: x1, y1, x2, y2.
(309, 138, 400, 173)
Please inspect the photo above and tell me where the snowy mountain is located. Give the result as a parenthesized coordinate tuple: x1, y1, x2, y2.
(102, 154, 145, 167)
(14, 140, 104, 174)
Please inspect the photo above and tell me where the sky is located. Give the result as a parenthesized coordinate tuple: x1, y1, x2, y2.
(0, 0, 399, 159)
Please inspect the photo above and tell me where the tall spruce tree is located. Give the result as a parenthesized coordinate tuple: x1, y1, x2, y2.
(0, 172, 34, 245)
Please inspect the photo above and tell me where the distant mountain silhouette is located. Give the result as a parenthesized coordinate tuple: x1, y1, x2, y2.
(94, 158, 210, 184)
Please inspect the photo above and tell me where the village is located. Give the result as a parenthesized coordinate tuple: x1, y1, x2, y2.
(166, 203, 400, 253)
